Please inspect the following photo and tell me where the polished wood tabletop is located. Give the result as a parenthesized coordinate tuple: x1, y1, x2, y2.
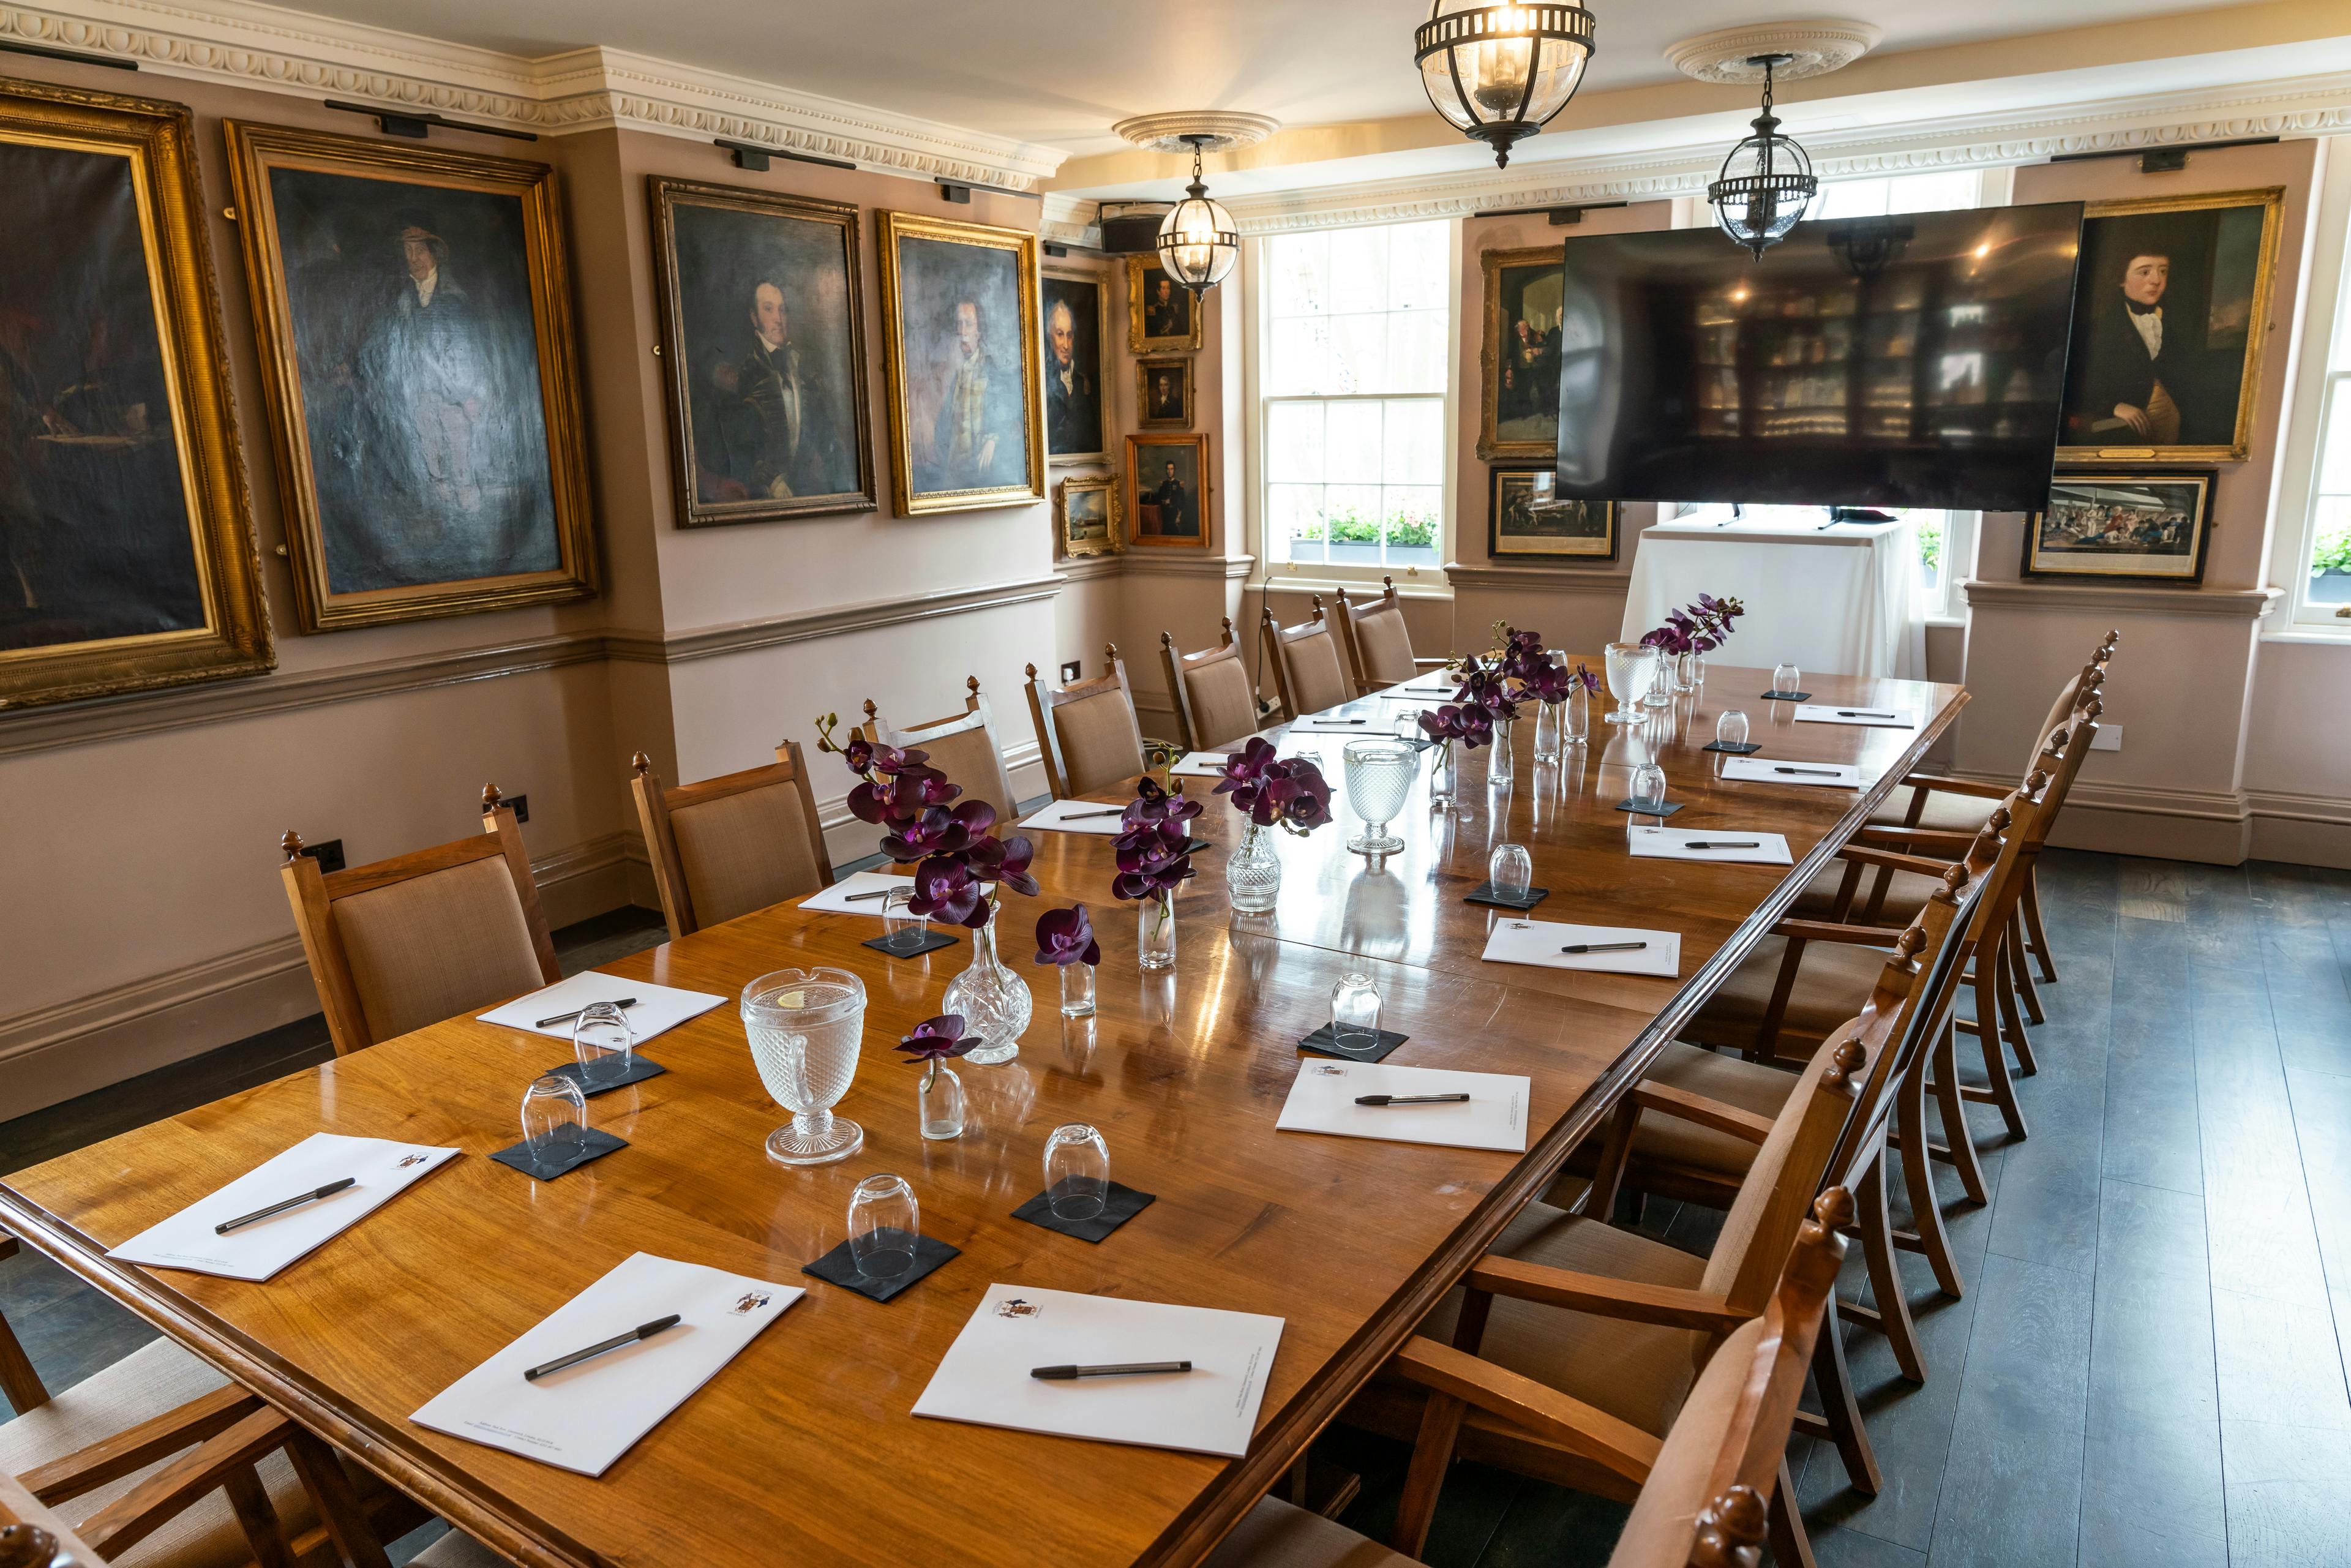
(0, 662, 1962, 1568)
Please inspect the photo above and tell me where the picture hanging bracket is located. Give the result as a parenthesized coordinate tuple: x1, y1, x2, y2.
(0, 37, 135, 70)
(1479, 200, 1629, 225)
(712, 138, 856, 173)
(321, 100, 538, 142)
(2047, 134, 2276, 173)
(936, 178, 1046, 204)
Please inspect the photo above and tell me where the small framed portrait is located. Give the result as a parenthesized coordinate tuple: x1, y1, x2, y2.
(647, 178, 875, 527)
(1136, 357, 1193, 429)
(1480, 247, 1566, 462)
(1056, 474, 1119, 558)
(876, 209, 1046, 515)
(1041, 266, 1107, 465)
(1125, 432, 1210, 550)
(1127, 255, 1202, 353)
(2023, 470, 2216, 583)
(1488, 467, 1616, 560)
(2059, 187, 2284, 462)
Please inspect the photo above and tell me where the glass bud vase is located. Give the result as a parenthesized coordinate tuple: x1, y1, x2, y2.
(1565, 684, 1589, 748)
(1428, 740, 1457, 811)
(1226, 822, 1282, 913)
(1673, 651, 1699, 692)
(1058, 961, 1096, 1019)
(917, 1063, 965, 1141)
(1532, 700, 1562, 763)
(940, 904, 1030, 1065)
(1137, 891, 1177, 971)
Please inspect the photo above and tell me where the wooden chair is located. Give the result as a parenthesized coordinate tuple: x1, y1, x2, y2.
(1160, 621, 1262, 753)
(1259, 599, 1353, 722)
(1024, 646, 1148, 798)
(631, 742, 834, 942)
(858, 678, 1020, 826)
(280, 787, 560, 1056)
(1329, 576, 1441, 696)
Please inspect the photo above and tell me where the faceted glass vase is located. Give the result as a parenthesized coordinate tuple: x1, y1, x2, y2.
(1226, 822, 1282, 913)
(939, 905, 1030, 1065)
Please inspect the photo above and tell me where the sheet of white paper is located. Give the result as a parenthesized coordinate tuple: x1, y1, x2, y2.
(477, 970, 725, 1043)
(107, 1133, 459, 1281)
(410, 1252, 798, 1477)
(1275, 1060, 1530, 1152)
(1626, 826, 1794, 866)
(1291, 719, 1386, 734)
(1793, 707, 1915, 729)
(1479, 918, 1682, 977)
(912, 1284, 1283, 1458)
(1169, 751, 1230, 778)
(796, 870, 915, 916)
(1719, 757, 1862, 789)
(1019, 800, 1131, 835)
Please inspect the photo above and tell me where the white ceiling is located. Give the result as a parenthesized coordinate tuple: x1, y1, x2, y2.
(280, 0, 2267, 157)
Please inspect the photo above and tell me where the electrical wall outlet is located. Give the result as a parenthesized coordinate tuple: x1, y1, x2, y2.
(506, 793, 530, 823)
(2090, 726, 2121, 752)
(1060, 659, 1082, 683)
(299, 838, 347, 874)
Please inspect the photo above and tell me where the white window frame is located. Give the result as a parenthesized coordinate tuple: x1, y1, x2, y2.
(2268, 133, 2351, 637)
(1244, 217, 1463, 597)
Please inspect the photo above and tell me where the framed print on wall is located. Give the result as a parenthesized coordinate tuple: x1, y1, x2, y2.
(876, 209, 1046, 515)
(1040, 266, 1107, 465)
(1478, 246, 1565, 463)
(1126, 255, 1202, 353)
(223, 121, 596, 632)
(1488, 467, 1616, 561)
(1136, 356, 1193, 429)
(1056, 474, 1119, 559)
(2022, 470, 2215, 584)
(2057, 187, 2284, 463)
(0, 77, 271, 709)
(1125, 431, 1210, 550)
(648, 178, 874, 527)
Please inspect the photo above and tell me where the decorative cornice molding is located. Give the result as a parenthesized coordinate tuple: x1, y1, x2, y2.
(1962, 580, 2284, 618)
(1039, 193, 1102, 248)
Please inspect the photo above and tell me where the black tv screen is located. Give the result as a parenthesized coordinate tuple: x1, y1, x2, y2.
(1552, 201, 2085, 512)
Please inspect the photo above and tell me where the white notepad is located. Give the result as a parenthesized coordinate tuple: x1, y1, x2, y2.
(1627, 826, 1794, 866)
(1019, 800, 1131, 835)
(1169, 751, 1231, 778)
(1277, 1060, 1530, 1152)
(797, 870, 915, 915)
(1290, 718, 1385, 734)
(477, 970, 726, 1043)
(912, 1284, 1283, 1458)
(1480, 918, 1682, 977)
(1793, 707, 1915, 729)
(410, 1252, 799, 1477)
(1718, 757, 1863, 789)
(108, 1133, 459, 1281)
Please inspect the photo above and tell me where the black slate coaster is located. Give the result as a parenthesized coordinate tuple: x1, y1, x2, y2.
(544, 1056, 666, 1097)
(1615, 798, 1687, 817)
(490, 1126, 627, 1180)
(1464, 880, 1548, 911)
(1297, 1022, 1411, 1063)
(1011, 1180, 1157, 1242)
(1182, 836, 1213, 856)
(863, 928, 958, 959)
(801, 1232, 959, 1302)
(1703, 741, 1765, 756)
(1759, 691, 1812, 702)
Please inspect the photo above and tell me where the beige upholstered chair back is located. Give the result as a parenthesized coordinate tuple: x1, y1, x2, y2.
(280, 787, 561, 1055)
(633, 742, 834, 941)
(1026, 647, 1149, 798)
(1261, 600, 1351, 721)
(1161, 620, 1260, 752)
(1333, 579, 1420, 692)
(863, 677, 1019, 825)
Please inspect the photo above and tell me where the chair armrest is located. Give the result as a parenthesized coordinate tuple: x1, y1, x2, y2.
(1629, 1081, 1775, 1145)
(1895, 773, 2011, 800)
(1833, 844, 1954, 879)
(22, 1385, 261, 1503)
(1464, 1256, 1753, 1334)
(1771, 917, 1905, 945)
(1390, 1337, 1662, 1486)
(1856, 825, 1981, 853)
(77, 1407, 293, 1561)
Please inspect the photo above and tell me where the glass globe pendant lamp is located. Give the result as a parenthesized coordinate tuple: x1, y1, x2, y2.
(1708, 54, 1818, 260)
(1157, 134, 1240, 293)
(1414, 0, 1597, 170)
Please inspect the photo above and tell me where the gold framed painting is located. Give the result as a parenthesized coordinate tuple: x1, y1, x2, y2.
(0, 76, 271, 710)
(223, 121, 596, 632)
(2022, 469, 2214, 584)
(876, 209, 1046, 515)
(1488, 466, 1616, 561)
(2057, 187, 2284, 463)
(1479, 245, 1565, 462)
(1125, 431, 1210, 550)
(1126, 255, 1202, 353)
(647, 177, 876, 527)
(1041, 264, 1108, 465)
(1136, 356, 1193, 429)
(1056, 474, 1119, 559)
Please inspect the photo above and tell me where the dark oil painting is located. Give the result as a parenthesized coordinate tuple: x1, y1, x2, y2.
(901, 234, 1032, 497)
(1040, 271, 1104, 460)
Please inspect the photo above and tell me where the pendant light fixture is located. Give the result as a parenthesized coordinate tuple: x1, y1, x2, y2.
(1706, 53, 1817, 260)
(1157, 134, 1240, 294)
(1414, 1, 1597, 170)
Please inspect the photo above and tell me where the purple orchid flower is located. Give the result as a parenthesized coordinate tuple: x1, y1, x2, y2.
(909, 855, 987, 928)
(1419, 705, 1466, 743)
(1213, 737, 1278, 798)
(1252, 759, 1334, 831)
(1033, 904, 1101, 966)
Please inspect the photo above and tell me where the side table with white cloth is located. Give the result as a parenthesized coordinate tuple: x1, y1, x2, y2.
(1619, 511, 1924, 679)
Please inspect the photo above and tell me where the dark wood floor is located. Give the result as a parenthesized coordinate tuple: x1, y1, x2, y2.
(6, 852, 2349, 1567)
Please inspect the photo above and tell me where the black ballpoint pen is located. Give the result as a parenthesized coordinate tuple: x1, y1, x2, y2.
(536, 998, 638, 1029)
(1561, 940, 1648, 954)
(215, 1177, 356, 1234)
(1685, 841, 1760, 849)
(1030, 1361, 1194, 1379)
(842, 886, 907, 902)
(1774, 766, 1842, 776)
(524, 1315, 683, 1381)
(1355, 1093, 1471, 1106)
(1062, 808, 1128, 820)
(1834, 710, 1899, 719)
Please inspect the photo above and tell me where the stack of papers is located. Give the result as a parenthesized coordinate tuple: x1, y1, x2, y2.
(1276, 1060, 1529, 1152)
(1794, 707, 1914, 729)
(108, 1133, 459, 1281)
(411, 1252, 800, 1477)
(1168, 751, 1231, 778)
(1718, 757, 1862, 789)
(478, 971, 726, 1043)
(1480, 918, 1681, 977)
(912, 1284, 1283, 1458)
(1627, 826, 1793, 865)
(1018, 800, 1131, 835)
(797, 871, 915, 915)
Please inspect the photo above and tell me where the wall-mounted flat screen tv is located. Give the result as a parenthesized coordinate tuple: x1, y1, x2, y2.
(1552, 201, 2085, 512)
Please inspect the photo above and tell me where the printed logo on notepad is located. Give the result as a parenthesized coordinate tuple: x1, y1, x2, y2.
(731, 1291, 773, 1315)
(392, 1153, 429, 1169)
(1510, 921, 1532, 929)
(996, 1297, 1042, 1320)
(1309, 1063, 1348, 1077)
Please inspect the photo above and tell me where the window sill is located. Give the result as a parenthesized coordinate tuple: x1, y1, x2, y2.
(2260, 625, 2351, 646)
(1920, 614, 1968, 631)
(1261, 568, 1454, 601)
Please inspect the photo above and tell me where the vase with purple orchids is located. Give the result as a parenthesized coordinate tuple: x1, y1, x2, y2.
(1641, 593, 1745, 693)
(1523, 657, 1600, 762)
(896, 1013, 978, 1140)
(1210, 738, 1335, 912)
(1111, 778, 1200, 970)
(1415, 696, 1493, 811)
(1033, 904, 1101, 1018)
(816, 713, 1039, 1065)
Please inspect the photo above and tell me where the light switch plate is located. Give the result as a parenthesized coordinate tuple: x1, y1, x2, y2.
(2090, 725, 2121, 752)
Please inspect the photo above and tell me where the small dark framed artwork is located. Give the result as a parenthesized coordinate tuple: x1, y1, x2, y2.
(2022, 469, 2216, 584)
(1488, 466, 1616, 561)
(1136, 356, 1193, 429)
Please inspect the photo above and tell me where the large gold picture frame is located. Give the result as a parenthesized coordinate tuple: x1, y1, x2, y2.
(0, 76, 271, 710)
(1479, 244, 1565, 463)
(223, 121, 596, 631)
(876, 209, 1046, 516)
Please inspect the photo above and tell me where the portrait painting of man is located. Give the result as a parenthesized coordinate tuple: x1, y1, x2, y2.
(1479, 249, 1565, 461)
(1137, 356, 1192, 429)
(653, 181, 872, 526)
(878, 212, 1044, 514)
(1127, 255, 1203, 352)
(1125, 433, 1210, 549)
(1040, 271, 1104, 462)
(2060, 190, 2282, 461)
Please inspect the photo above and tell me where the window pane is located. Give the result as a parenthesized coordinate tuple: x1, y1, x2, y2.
(1817, 178, 1890, 219)
(1265, 401, 1325, 484)
(1267, 232, 1328, 318)
(1889, 171, 1982, 214)
(1389, 222, 1449, 310)
(2316, 384, 2351, 497)
(2310, 495, 2351, 601)
(1326, 484, 1382, 557)
(1327, 228, 1389, 314)
(1325, 400, 1382, 486)
(1385, 308, 1448, 394)
(1267, 317, 1329, 397)
(1269, 484, 1327, 564)
(1381, 399, 1445, 485)
(1327, 312, 1389, 394)
(1382, 486, 1443, 561)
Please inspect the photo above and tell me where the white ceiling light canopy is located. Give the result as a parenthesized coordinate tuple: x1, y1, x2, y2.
(1670, 21, 1878, 260)
(1116, 112, 1277, 293)
(1663, 20, 1881, 85)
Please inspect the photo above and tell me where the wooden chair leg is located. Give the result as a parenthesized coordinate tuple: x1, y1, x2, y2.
(2022, 865, 2058, 983)
(1805, 1294, 1883, 1495)
(2006, 907, 2046, 1030)
(1390, 1390, 1467, 1559)
(0, 1310, 47, 1415)
(1896, 1041, 1967, 1297)
(1768, 1458, 1818, 1568)
(1930, 1018, 1993, 1203)
(1848, 1156, 1927, 1382)
(1994, 933, 2040, 1079)
(220, 1465, 301, 1568)
(284, 1430, 395, 1568)
(1973, 942, 2031, 1142)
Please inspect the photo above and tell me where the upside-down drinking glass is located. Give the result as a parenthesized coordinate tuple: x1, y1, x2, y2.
(1331, 972, 1382, 1054)
(570, 1002, 634, 1091)
(1630, 762, 1669, 821)
(1343, 738, 1417, 855)
(1716, 709, 1750, 749)
(1603, 642, 1659, 726)
(1490, 842, 1534, 901)
(847, 1173, 920, 1278)
(880, 887, 928, 955)
(520, 1073, 588, 1165)
(1772, 662, 1802, 698)
(741, 967, 866, 1166)
(1044, 1123, 1111, 1221)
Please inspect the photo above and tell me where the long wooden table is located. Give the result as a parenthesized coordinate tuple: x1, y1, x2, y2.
(0, 663, 1963, 1568)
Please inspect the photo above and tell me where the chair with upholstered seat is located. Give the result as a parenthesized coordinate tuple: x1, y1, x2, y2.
(280, 787, 560, 1056)
(1161, 621, 1263, 753)
(631, 744, 834, 942)
(1261, 601, 1353, 723)
(859, 677, 1019, 825)
(1329, 577, 1442, 697)
(1025, 647, 1149, 798)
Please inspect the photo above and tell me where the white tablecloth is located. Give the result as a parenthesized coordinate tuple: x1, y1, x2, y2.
(1619, 513, 1924, 680)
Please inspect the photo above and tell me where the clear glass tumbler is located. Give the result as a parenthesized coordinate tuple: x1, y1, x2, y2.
(520, 1073, 587, 1166)
(1330, 972, 1382, 1053)
(881, 888, 928, 955)
(1490, 842, 1534, 901)
(570, 1002, 634, 1091)
(847, 1174, 920, 1278)
(1772, 662, 1802, 698)
(1630, 762, 1669, 820)
(1716, 710, 1751, 749)
(1604, 642, 1659, 725)
(741, 967, 866, 1166)
(1043, 1123, 1111, 1221)
(1343, 738, 1417, 855)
